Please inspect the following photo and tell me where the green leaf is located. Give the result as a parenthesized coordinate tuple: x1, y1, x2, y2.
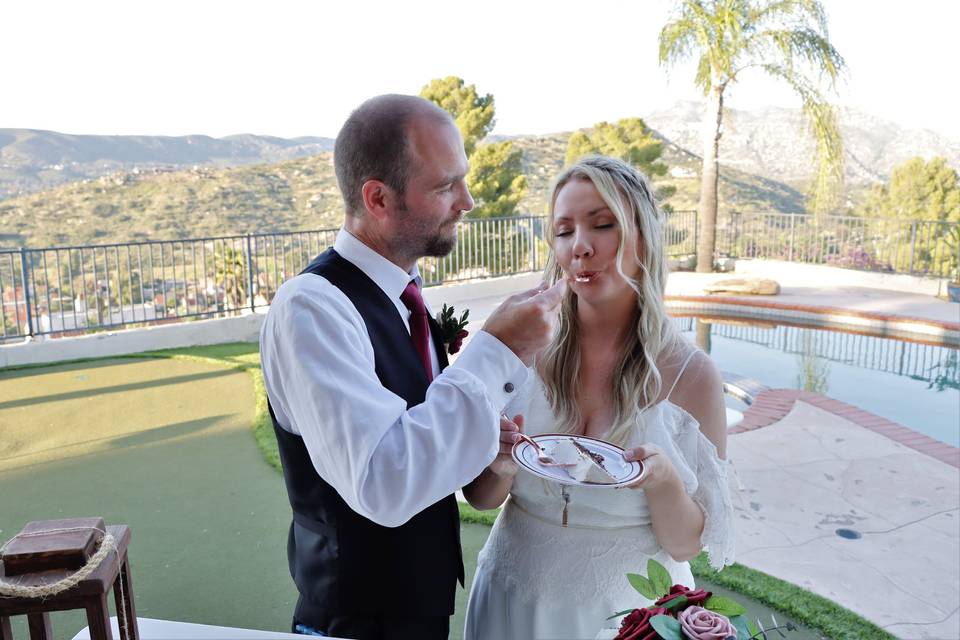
(647, 558, 673, 597)
(605, 608, 635, 621)
(650, 614, 683, 640)
(746, 618, 760, 638)
(705, 594, 747, 617)
(626, 573, 658, 600)
(663, 595, 688, 612)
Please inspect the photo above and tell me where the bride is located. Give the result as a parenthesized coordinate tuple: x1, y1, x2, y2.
(462, 156, 735, 640)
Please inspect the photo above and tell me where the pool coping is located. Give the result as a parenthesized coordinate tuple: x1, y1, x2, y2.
(667, 294, 960, 469)
(666, 295, 960, 347)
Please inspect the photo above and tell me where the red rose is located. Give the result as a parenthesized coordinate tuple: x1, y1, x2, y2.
(655, 584, 712, 609)
(614, 606, 669, 640)
(448, 329, 469, 355)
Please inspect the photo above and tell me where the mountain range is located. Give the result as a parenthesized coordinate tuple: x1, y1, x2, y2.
(643, 101, 960, 191)
(0, 129, 334, 198)
(1, 103, 956, 248)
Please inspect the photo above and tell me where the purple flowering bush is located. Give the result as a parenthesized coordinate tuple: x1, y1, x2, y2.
(825, 246, 892, 272)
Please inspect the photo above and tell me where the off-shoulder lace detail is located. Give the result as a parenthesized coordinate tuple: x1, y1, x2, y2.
(638, 401, 736, 570)
(691, 429, 736, 569)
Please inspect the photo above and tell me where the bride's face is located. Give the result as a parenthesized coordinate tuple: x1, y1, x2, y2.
(552, 178, 640, 305)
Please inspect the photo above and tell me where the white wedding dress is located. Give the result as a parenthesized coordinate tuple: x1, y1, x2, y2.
(464, 351, 735, 640)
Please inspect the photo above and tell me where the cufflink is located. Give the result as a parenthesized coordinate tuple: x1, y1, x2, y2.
(504, 382, 515, 393)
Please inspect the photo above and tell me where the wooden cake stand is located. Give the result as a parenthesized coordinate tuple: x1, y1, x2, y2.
(0, 524, 137, 640)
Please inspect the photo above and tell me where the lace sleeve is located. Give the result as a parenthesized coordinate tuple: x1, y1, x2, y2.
(691, 432, 736, 570)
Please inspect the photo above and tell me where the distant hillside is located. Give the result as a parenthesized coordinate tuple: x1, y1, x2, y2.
(0, 132, 808, 248)
(3, 102, 957, 248)
(0, 155, 344, 247)
(503, 132, 807, 215)
(0, 129, 334, 198)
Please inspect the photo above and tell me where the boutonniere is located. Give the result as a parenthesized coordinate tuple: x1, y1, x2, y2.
(436, 303, 469, 355)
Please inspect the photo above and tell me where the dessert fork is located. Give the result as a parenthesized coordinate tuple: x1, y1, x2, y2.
(513, 432, 574, 467)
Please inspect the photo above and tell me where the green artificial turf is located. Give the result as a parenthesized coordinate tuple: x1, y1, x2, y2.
(0, 343, 893, 640)
(0, 352, 297, 639)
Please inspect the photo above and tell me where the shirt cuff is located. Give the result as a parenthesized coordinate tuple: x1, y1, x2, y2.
(449, 330, 528, 411)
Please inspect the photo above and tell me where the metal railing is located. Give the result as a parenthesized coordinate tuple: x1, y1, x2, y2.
(1, 216, 546, 342)
(3, 210, 957, 343)
(674, 317, 959, 389)
(664, 209, 698, 258)
(716, 212, 959, 279)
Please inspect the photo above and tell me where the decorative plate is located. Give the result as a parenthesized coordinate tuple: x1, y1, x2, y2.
(511, 433, 643, 488)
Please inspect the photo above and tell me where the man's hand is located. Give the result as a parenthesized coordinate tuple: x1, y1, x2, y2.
(488, 414, 523, 478)
(482, 279, 567, 365)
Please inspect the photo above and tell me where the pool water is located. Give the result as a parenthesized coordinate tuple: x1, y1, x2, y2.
(676, 317, 960, 447)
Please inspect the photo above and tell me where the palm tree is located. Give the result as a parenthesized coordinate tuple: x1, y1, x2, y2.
(214, 245, 247, 311)
(660, 0, 845, 272)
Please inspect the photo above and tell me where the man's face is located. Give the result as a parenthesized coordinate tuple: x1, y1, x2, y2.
(391, 118, 474, 259)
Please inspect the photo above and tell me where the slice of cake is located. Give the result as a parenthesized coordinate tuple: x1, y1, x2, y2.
(549, 438, 618, 483)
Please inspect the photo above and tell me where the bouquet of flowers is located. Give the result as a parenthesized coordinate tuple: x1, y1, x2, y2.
(607, 559, 797, 640)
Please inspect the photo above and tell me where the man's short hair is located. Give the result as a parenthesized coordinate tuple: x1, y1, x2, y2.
(334, 94, 452, 217)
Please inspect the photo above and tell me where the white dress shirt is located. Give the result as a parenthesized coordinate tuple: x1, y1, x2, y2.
(260, 230, 528, 527)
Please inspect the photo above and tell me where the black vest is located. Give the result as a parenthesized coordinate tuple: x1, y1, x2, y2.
(269, 248, 464, 617)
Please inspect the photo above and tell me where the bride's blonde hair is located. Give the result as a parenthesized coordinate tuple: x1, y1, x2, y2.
(539, 155, 678, 447)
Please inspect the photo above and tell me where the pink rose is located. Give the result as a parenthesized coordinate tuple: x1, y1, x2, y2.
(677, 606, 737, 640)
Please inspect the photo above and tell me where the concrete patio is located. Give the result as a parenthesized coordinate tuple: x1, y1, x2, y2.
(729, 400, 958, 639)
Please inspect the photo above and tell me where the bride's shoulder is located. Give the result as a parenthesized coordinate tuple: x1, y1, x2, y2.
(657, 340, 717, 388)
(662, 343, 726, 450)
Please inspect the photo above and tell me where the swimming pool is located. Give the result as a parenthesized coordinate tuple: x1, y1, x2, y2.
(674, 316, 960, 447)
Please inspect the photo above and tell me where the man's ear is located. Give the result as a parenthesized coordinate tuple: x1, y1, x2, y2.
(361, 179, 398, 220)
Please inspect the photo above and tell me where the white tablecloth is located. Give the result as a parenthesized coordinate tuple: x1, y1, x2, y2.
(70, 617, 345, 640)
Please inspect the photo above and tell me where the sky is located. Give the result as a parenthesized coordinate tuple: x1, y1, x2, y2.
(3, 0, 958, 141)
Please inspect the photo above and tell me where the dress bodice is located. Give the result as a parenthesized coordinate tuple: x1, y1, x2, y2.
(509, 378, 685, 529)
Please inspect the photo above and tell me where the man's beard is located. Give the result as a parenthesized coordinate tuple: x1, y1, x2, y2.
(422, 230, 457, 257)
(395, 199, 459, 259)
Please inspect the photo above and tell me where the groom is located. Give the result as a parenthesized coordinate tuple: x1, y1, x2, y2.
(260, 94, 566, 640)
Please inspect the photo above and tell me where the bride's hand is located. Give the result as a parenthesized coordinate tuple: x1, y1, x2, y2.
(488, 414, 524, 478)
(622, 444, 676, 491)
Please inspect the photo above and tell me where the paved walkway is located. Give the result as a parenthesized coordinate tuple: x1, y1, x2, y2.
(432, 270, 959, 639)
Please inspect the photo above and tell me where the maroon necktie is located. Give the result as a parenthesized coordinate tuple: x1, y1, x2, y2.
(400, 280, 433, 382)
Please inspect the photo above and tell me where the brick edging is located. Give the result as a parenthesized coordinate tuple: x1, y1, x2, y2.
(730, 389, 960, 468)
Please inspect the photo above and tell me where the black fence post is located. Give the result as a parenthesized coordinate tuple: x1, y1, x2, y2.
(908, 221, 918, 275)
(245, 234, 256, 312)
(19, 247, 34, 337)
